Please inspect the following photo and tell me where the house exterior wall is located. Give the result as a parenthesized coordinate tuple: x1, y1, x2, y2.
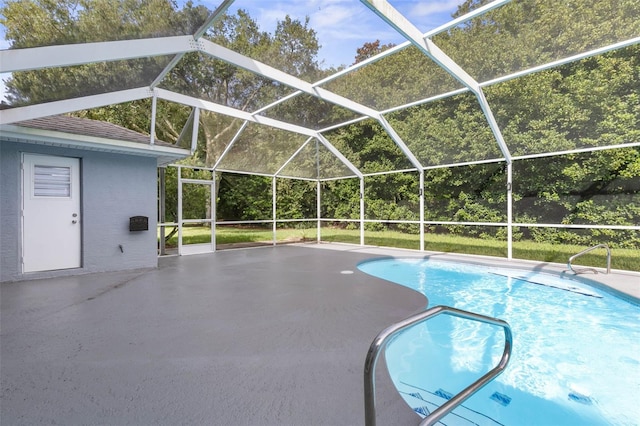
(0, 141, 158, 282)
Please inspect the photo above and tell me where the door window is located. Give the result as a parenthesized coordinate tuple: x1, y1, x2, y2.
(33, 165, 72, 197)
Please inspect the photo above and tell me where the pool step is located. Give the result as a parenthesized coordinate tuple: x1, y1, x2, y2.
(488, 270, 602, 298)
(398, 382, 505, 426)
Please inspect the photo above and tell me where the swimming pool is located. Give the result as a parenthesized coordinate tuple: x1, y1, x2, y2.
(358, 258, 640, 425)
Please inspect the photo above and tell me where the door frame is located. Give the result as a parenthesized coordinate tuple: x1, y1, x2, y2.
(21, 152, 83, 273)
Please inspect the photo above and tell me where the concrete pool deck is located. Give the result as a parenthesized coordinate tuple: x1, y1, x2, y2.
(325, 243, 640, 302)
(1, 243, 638, 425)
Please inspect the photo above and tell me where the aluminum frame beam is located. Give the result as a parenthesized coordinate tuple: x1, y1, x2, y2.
(150, 93, 158, 145)
(190, 107, 200, 154)
(156, 88, 316, 137)
(1, 36, 197, 73)
(0, 87, 153, 125)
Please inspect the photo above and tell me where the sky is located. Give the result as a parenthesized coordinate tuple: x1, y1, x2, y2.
(0, 0, 461, 102)
(224, 0, 461, 68)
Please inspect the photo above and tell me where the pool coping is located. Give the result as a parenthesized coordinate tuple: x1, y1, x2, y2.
(299, 242, 640, 304)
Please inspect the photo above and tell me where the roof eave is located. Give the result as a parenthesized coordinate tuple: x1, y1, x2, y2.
(1, 124, 191, 166)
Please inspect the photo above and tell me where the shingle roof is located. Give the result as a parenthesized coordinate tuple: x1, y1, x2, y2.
(14, 115, 174, 147)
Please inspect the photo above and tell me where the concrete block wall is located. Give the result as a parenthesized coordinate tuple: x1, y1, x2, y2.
(0, 141, 158, 282)
(0, 143, 21, 281)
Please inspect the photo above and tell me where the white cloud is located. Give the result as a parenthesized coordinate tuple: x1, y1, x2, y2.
(311, 4, 356, 29)
(408, 0, 461, 17)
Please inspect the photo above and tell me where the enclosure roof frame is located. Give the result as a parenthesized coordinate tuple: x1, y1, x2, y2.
(1, 0, 639, 179)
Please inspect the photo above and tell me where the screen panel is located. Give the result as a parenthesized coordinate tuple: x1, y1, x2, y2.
(216, 122, 308, 175)
(486, 45, 640, 157)
(217, 172, 272, 221)
(320, 178, 361, 222)
(194, 111, 246, 168)
(320, 45, 463, 111)
(433, 0, 640, 84)
(321, 118, 415, 174)
(3, 55, 173, 108)
(158, 51, 296, 113)
(257, 92, 362, 131)
(364, 172, 420, 225)
(423, 163, 508, 227)
(275, 179, 317, 220)
(0, 0, 204, 49)
(386, 92, 503, 167)
(513, 150, 640, 236)
(154, 99, 194, 149)
(278, 139, 357, 180)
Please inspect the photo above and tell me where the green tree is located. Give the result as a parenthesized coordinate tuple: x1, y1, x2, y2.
(217, 174, 272, 221)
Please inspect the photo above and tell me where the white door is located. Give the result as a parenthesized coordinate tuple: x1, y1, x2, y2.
(22, 154, 81, 272)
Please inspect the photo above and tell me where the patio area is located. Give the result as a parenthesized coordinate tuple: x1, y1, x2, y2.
(1, 244, 428, 425)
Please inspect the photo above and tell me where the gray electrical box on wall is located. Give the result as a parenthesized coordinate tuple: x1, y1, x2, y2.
(129, 216, 148, 231)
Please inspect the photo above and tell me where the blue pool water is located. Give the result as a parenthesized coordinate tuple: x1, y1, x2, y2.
(358, 258, 640, 425)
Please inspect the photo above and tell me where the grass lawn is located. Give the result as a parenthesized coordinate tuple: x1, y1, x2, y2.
(161, 225, 640, 272)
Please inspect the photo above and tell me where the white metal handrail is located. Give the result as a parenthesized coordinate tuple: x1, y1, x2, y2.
(364, 305, 512, 426)
(568, 243, 611, 274)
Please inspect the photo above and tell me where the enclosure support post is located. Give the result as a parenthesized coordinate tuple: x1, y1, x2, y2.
(272, 177, 277, 246)
(149, 93, 157, 145)
(507, 162, 513, 260)
(159, 167, 166, 256)
(191, 107, 200, 154)
(317, 180, 322, 243)
(211, 170, 217, 252)
(360, 178, 365, 246)
(177, 166, 183, 255)
(419, 170, 425, 252)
